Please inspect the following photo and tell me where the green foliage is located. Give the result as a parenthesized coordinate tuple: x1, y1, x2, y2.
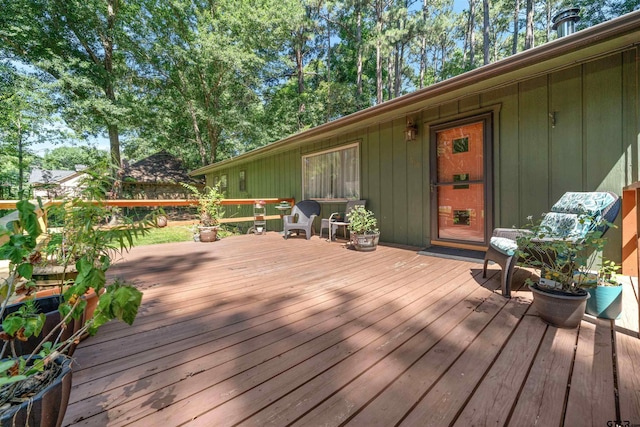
(597, 259, 621, 286)
(516, 214, 618, 293)
(0, 62, 61, 195)
(0, 0, 635, 172)
(88, 280, 143, 334)
(41, 146, 108, 170)
(347, 205, 378, 235)
(181, 182, 225, 226)
(0, 171, 151, 392)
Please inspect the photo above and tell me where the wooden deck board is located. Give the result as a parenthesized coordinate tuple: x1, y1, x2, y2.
(508, 326, 578, 427)
(448, 314, 546, 427)
(564, 318, 617, 427)
(61, 234, 640, 427)
(235, 271, 500, 427)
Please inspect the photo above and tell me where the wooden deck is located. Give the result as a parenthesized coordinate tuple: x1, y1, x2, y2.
(62, 233, 640, 427)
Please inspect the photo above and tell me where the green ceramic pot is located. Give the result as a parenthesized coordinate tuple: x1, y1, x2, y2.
(585, 284, 623, 319)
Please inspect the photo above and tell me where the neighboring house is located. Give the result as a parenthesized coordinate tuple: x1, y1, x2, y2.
(121, 151, 203, 199)
(29, 167, 86, 199)
(190, 11, 640, 263)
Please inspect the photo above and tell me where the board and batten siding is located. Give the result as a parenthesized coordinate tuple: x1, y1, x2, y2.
(205, 47, 638, 259)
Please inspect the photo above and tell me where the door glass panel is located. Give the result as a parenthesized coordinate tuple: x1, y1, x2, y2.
(436, 121, 485, 243)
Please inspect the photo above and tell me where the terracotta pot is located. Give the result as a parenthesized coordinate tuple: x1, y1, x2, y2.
(156, 215, 168, 228)
(0, 355, 72, 427)
(529, 283, 589, 328)
(79, 288, 103, 340)
(199, 226, 219, 242)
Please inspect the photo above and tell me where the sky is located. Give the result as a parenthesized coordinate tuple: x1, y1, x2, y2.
(31, 134, 110, 157)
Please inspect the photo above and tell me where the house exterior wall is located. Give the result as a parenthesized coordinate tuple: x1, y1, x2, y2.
(32, 174, 84, 199)
(204, 47, 639, 260)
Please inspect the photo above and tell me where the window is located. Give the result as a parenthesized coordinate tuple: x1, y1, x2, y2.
(239, 170, 246, 192)
(302, 143, 360, 200)
(220, 174, 228, 194)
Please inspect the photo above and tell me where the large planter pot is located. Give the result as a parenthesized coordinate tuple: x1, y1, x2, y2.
(528, 283, 590, 329)
(199, 226, 219, 242)
(16, 288, 101, 342)
(0, 356, 72, 427)
(351, 232, 380, 252)
(1, 296, 79, 358)
(585, 284, 623, 319)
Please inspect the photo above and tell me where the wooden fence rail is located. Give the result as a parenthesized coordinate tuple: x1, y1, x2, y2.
(0, 197, 296, 242)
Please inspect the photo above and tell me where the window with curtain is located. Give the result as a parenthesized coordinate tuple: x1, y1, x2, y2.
(302, 143, 360, 200)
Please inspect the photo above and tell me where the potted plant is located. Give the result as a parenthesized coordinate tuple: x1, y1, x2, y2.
(0, 173, 149, 425)
(516, 214, 614, 328)
(182, 183, 225, 242)
(580, 260, 623, 320)
(347, 206, 380, 252)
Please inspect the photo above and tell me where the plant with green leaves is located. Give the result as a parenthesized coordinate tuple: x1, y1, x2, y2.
(576, 259, 622, 288)
(597, 259, 621, 285)
(516, 214, 616, 294)
(347, 206, 378, 235)
(181, 183, 225, 227)
(0, 171, 152, 417)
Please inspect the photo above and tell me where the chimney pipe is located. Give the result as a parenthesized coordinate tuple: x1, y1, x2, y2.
(552, 8, 580, 38)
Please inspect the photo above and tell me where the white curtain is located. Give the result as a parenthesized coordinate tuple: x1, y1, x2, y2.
(303, 145, 359, 199)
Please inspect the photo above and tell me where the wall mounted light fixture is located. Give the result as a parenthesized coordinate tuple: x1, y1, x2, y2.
(405, 118, 418, 142)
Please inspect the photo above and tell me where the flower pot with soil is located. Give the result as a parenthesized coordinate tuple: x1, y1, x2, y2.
(181, 183, 225, 242)
(347, 206, 380, 252)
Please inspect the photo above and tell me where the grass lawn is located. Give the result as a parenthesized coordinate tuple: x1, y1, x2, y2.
(132, 225, 241, 246)
(133, 226, 194, 246)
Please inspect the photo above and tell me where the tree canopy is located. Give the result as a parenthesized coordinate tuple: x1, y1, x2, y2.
(0, 0, 636, 193)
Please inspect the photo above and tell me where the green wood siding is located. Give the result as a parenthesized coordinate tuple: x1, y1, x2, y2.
(518, 76, 550, 217)
(550, 66, 583, 199)
(204, 47, 639, 260)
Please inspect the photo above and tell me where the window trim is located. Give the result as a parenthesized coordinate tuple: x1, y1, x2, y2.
(301, 142, 360, 201)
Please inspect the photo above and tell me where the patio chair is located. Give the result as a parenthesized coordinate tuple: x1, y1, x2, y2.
(283, 200, 321, 240)
(320, 200, 366, 241)
(483, 191, 620, 298)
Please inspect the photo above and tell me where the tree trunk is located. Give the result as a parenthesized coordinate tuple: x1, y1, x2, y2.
(469, 0, 475, 67)
(356, 3, 363, 106)
(104, 0, 121, 173)
(295, 42, 304, 95)
(512, 0, 520, 54)
(545, 0, 552, 42)
(107, 124, 121, 170)
(419, 0, 428, 88)
(17, 120, 23, 199)
(525, 0, 534, 50)
(387, 53, 393, 100)
(326, 9, 331, 121)
(483, 0, 490, 65)
(394, 44, 401, 98)
(186, 100, 208, 167)
(375, 0, 384, 104)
